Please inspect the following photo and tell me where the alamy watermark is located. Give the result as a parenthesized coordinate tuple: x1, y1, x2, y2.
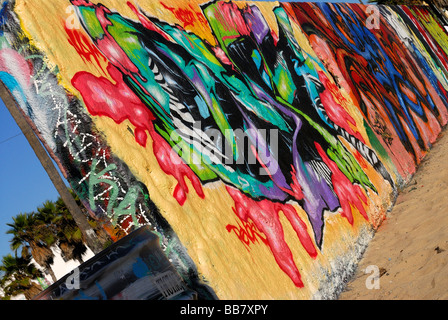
(168, 121, 280, 176)
(65, 5, 81, 30)
(65, 267, 80, 290)
(366, 5, 380, 30)
(364, 265, 380, 290)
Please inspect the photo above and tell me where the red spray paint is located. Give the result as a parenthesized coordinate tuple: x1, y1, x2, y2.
(315, 142, 368, 225)
(72, 63, 204, 205)
(226, 185, 317, 287)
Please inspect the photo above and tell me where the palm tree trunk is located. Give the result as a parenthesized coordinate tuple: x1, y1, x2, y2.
(0, 81, 103, 254)
(25, 282, 43, 300)
(46, 267, 57, 284)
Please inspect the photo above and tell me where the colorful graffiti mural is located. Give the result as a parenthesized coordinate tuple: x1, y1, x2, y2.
(1, 0, 448, 299)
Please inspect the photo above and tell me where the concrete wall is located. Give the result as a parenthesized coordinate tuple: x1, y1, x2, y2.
(1, 0, 448, 299)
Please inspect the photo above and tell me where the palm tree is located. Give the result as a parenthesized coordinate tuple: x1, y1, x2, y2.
(7, 195, 113, 287)
(6, 213, 57, 282)
(49, 198, 87, 264)
(36, 195, 112, 264)
(0, 254, 43, 300)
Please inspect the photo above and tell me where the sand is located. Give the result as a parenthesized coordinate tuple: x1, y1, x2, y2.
(338, 130, 448, 300)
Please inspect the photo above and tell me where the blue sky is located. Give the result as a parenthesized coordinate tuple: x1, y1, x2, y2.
(0, 0, 369, 263)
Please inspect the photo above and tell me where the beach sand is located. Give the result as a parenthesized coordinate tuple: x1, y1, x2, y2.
(338, 130, 448, 300)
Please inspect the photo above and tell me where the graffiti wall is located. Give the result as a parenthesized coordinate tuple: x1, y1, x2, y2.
(1, 0, 448, 299)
